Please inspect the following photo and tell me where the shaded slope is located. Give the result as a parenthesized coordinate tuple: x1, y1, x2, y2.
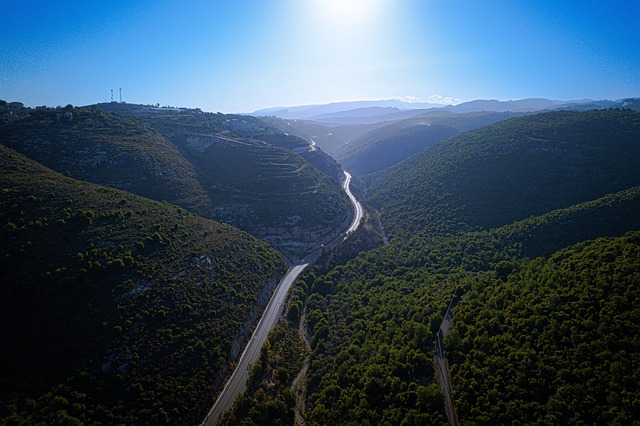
(0, 106, 211, 216)
(0, 145, 287, 425)
(359, 185, 640, 279)
(340, 123, 458, 176)
(369, 109, 640, 239)
(338, 111, 521, 176)
(489, 185, 640, 259)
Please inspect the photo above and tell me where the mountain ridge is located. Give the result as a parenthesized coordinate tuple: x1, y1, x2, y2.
(368, 109, 640, 239)
(250, 99, 447, 119)
(252, 97, 639, 125)
(338, 111, 523, 176)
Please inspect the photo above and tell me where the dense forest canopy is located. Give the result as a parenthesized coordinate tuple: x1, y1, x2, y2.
(448, 232, 640, 424)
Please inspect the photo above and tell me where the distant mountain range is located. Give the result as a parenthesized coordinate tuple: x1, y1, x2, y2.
(251, 99, 445, 121)
(252, 97, 640, 125)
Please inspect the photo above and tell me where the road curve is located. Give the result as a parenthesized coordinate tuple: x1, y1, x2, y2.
(201, 170, 363, 425)
(342, 171, 363, 237)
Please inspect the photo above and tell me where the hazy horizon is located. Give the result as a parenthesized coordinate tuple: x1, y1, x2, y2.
(2, 1, 639, 113)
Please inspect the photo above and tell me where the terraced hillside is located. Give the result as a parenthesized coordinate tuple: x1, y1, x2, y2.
(1, 104, 351, 259)
(110, 105, 351, 260)
(0, 144, 288, 425)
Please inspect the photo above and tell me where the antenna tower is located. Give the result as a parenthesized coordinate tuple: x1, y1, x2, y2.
(119, 88, 122, 103)
(111, 89, 114, 103)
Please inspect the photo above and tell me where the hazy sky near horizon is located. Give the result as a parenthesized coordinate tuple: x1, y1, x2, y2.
(1, 0, 638, 113)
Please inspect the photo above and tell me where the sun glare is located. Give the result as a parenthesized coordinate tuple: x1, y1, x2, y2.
(312, 0, 383, 30)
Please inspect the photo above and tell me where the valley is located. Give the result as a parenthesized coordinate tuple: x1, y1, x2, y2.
(2, 99, 640, 426)
(216, 105, 640, 426)
(3, 2, 639, 424)
(0, 104, 351, 261)
(204, 170, 364, 425)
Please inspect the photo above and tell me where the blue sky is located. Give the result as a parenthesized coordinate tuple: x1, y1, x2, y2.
(1, 0, 638, 113)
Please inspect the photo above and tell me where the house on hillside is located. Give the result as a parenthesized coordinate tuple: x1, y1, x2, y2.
(223, 119, 255, 132)
(55, 111, 74, 121)
(0, 101, 29, 123)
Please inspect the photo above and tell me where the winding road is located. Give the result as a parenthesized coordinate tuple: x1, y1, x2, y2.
(201, 170, 363, 425)
(342, 171, 363, 237)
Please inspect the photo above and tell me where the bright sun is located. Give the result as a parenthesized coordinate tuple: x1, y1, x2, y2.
(302, 0, 395, 71)
(312, 0, 383, 30)
(319, 0, 370, 15)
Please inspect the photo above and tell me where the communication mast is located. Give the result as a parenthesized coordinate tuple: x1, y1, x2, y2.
(119, 88, 122, 103)
(111, 89, 114, 103)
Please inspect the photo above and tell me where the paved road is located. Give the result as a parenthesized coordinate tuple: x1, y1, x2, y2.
(202, 264, 308, 426)
(342, 171, 363, 237)
(201, 170, 363, 425)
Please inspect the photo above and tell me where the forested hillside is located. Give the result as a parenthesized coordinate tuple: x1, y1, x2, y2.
(225, 184, 640, 425)
(294, 187, 640, 425)
(231, 109, 640, 425)
(448, 232, 640, 424)
(338, 111, 521, 176)
(0, 145, 287, 425)
(369, 109, 640, 240)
